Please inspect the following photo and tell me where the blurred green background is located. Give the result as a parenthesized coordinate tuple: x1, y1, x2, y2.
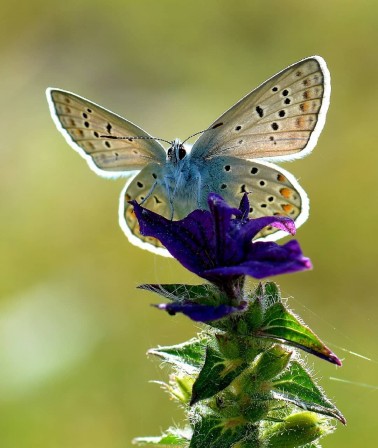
(1, 0, 377, 446)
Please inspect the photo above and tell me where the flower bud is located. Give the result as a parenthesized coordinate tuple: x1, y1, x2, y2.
(263, 411, 333, 447)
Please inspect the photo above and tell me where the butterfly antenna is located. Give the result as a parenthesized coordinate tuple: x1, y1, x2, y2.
(182, 122, 224, 144)
(100, 135, 172, 145)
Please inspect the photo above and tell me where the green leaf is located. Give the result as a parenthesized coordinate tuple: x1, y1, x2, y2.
(138, 283, 223, 306)
(256, 301, 341, 365)
(271, 361, 346, 424)
(148, 337, 207, 373)
(133, 427, 190, 446)
(190, 411, 252, 448)
(190, 341, 248, 405)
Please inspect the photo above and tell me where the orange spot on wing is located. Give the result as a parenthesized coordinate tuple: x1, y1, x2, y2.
(280, 188, 292, 199)
(277, 174, 286, 182)
(125, 207, 136, 224)
(295, 116, 306, 128)
(282, 204, 293, 213)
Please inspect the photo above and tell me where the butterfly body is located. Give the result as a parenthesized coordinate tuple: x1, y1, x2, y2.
(163, 139, 202, 212)
(47, 56, 330, 256)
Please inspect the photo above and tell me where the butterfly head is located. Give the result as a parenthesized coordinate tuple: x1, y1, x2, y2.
(167, 139, 187, 164)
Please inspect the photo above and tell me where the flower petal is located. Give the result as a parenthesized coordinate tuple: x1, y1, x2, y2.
(208, 193, 242, 264)
(238, 215, 297, 243)
(131, 201, 216, 274)
(153, 302, 245, 322)
(203, 240, 312, 279)
(238, 193, 251, 219)
(132, 194, 310, 287)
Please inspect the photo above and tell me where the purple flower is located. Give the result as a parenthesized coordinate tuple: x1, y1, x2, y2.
(132, 193, 311, 322)
(153, 302, 247, 322)
(131, 194, 311, 288)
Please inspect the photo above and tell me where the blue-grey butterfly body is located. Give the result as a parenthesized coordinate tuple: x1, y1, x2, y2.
(46, 56, 330, 256)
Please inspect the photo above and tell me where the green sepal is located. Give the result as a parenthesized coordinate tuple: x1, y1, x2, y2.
(259, 282, 281, 304)
(237, 293, 264, 334)
(189, 410, 253, 448)
(190, 335, 249, 405)
(173, 375, 195, 404)
(155, 373, 195, 404)
(212, 283, 268, 334)
(148, 337, 207, 373)
(271, 360, 346, 424)
(133, 427, 190, 446)
(262, 411, 334, 448)
(138, 283, 225, 306)
(247, 345, 292, 383)
(255, 300, 340, 366)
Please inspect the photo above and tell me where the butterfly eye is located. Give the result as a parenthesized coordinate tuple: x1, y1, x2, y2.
(178, 145, 186, 160)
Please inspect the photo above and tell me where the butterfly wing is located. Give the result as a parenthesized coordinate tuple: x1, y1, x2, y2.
(196, 155, 308, 240)
(46, 88, 166, 177)
(120, 163, 172, 256)
(190, 56, 330, 162)
(47, 88, 170, 255)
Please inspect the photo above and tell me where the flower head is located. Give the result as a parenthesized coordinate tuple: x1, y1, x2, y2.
(132, 193, 311, 287)
(132, 194, 311, 321)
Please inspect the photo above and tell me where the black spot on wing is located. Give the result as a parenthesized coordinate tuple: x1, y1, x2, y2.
(212, 122, 223, 129)
(256, 106, 264, 118)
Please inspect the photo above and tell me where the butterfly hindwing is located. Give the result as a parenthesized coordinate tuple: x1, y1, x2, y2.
(47, 88, 166, 177)
(196, 155, 308, 240)
(191, 56, 330, 162)
(120, 163, 172, 256)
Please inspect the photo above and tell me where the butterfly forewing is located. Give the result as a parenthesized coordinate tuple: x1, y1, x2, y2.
(47, 89, 166, 175)
(191, 56, 330, 162)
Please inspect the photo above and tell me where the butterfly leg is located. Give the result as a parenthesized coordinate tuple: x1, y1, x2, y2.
(165, 170, 184, 221)
(160, 175, 175, 221)
(140, 180, 158, 205)
(168, 191, 175, 221)
(195, 174, 202, 208)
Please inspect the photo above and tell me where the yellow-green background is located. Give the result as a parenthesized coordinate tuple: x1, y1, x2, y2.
(1, 1, 377, 446)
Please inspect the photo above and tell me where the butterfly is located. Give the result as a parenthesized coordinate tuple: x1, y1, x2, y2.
(46, 56, 330, 257)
